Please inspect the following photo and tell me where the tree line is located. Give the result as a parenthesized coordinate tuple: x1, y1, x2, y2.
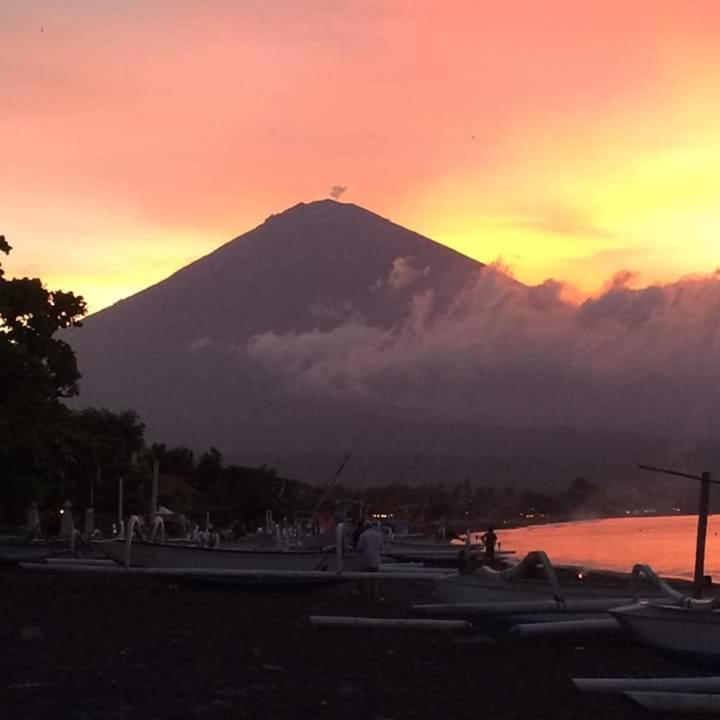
(0, 237, 318, 530)
(1, 236, 681, 533)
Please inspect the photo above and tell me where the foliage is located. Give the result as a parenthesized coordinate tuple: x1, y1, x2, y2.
(151, 443, 194, 476)
(193, 446, 223, 497)
(0, 236, 87, 522)
(0, 237, 631, 530)
(57, 408, 146, 508)
(0, 237, 86, 448)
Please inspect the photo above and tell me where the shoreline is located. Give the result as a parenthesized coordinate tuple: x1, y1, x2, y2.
(497, 510, 702, 532)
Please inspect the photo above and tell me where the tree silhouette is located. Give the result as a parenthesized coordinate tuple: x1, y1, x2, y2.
(0, 236, 87, 521)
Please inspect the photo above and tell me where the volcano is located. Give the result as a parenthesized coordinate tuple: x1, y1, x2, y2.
(67, 199, 685, 488)
(68, 200, 495, 481)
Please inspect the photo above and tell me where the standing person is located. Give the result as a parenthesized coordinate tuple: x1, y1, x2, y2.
(352, 518, 365, 549)
(481, 525, 498, 562)
(357, 522, 383, 599)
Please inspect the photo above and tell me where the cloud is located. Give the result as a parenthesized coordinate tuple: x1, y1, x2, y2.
(188, 337, 212, 351)
(386, 256, 430, 290)
(329, 185, 348, 200)
(605, 270, 639, 291)
(246, 267, 720, 442)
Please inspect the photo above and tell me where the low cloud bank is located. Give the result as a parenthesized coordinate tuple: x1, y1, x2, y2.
(247, 266, 720, 441)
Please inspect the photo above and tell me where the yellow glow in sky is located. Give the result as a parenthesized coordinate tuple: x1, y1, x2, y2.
(3, 2, 720, 311)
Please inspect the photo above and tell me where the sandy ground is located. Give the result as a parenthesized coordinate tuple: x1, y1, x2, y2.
(0, 566, 690, 719)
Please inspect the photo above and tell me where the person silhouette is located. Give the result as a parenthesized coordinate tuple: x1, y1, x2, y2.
(480, 526, 497, 562)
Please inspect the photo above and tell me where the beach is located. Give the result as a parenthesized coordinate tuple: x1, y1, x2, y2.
(0, 567, 683, 719)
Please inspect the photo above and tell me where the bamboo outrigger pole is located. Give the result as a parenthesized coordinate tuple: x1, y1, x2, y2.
(638, 465, 719, 599)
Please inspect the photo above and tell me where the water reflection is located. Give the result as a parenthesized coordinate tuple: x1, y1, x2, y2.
(488, 515, 720, 580)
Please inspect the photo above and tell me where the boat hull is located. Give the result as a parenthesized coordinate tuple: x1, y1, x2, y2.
(435, 573, 635, 604)
(434, 574, 635, 622)
(0, 540, 68, 565)
(610, 603, 720, 659)
(101, 540, 342, 572)
(433, 567, 697, 624)
(386, 549, 513, 566)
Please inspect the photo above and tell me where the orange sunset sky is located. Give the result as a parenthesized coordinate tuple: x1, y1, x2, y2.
(3, 1, 720, 312)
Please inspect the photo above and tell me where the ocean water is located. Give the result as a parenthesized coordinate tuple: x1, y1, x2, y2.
(484, 514, 720, 580)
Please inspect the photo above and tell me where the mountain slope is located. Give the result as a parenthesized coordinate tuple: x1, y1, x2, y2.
(67, 200, 490, 475)
(67, 199, 715, 487)
(79, 200, 482, 347)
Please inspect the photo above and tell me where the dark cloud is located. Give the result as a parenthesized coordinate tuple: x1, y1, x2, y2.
(578, 280, 668, 328)
(329, 185, 348, 200)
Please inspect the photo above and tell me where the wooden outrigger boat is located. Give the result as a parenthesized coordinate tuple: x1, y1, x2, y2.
(100, 538, 343, 572)
(0, 535, 73, 565)
(604, 467, 720, 659)
(97, 515, 365, 587)
(0, 541, 60, 565)
(610, 601, 720, 659)
(428, 551, 705, 623)
(385, 547, 514, 566)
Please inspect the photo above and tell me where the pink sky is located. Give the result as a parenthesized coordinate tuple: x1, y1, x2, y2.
(3, 1, 720, 311)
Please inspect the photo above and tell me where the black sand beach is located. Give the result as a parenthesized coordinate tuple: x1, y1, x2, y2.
(0, 568, 683, 719)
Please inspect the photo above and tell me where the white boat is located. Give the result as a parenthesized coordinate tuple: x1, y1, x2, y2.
(433, 552, 695, 623)
(0, 542, 58, 565)
(220, 528, 336, 550)
(610, 601, 720, 659)
(100, 539, 345, 572)
(0, 538, 70, 565)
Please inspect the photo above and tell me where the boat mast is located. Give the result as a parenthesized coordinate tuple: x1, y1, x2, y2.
(639, 465, 717, 599)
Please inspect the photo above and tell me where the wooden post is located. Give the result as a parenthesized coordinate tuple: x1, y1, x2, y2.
(694, 472, 712, 599)
(151, 458, 159, 519)
(336, 522, 344, 574)
(90, 463, 100, 509)
(117, 476, 124, 526)
(84, 508, 94, 539)
(25, 502, 40, 532)
(60, 500, 74, 537)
